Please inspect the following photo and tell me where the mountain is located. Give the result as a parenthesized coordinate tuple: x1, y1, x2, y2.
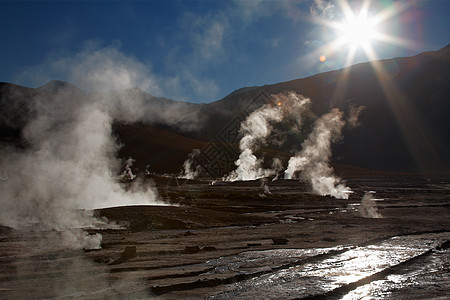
(261, 45, 450, 172)
(193, 45, 450, 173)
(1, 45, 449, 175)
(38, 80, 86, 97)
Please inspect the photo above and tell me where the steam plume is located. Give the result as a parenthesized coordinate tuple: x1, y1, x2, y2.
(347, 103, 366, 128)
(225, 104, 283, 181)
(220, 91, 350, 199)
(259, 178, 272, 198)
(179, 149, 202, 179)
(271, 157, 284, 181)
(0, 95, 162, 248)
(0, 48, 182, 249)
(359, 192, 382, 218)
(225, 92, 311, 181)
(284, 108, 351, 199)
(119, 157, 137, 181)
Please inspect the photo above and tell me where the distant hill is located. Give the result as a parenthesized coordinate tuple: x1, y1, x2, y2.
(191, 44, 450, 173)
(38, 80, 86, 97)
(259, 45, 450, 172)
(1, 45, 449, 175)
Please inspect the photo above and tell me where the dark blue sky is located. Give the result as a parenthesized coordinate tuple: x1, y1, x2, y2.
(1, 0, 449, 102)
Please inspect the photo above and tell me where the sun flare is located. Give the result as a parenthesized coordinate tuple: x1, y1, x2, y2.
(319, 0, 415, 64)
(337, 13, 377, 49)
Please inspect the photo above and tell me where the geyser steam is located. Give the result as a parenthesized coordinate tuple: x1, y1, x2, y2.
(359, 192, 382, 218)
(285, 108, 351, 199)
(225, 104, 283, 181)
(225, 92, 311, 182)
(0, 46, 180, 249)
(0, 92, 161, 248)
(220, 91, 351, 199)
(179, 149, 202, 179)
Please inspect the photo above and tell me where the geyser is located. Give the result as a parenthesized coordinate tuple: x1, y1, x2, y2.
(225, 91, 311, 182)
(284, 108, 351, 199)
(219, 91, 351, 199)
(0, 46, 183, 249)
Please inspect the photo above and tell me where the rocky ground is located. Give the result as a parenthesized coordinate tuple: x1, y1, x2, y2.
(0, 174, 449, 299)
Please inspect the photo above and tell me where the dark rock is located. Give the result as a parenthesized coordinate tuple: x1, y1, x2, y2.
(272, 238, 289, 245)
(436, 240, 450, 250)
(322, 237, 337, 242)
(130, 218, 152, 232)
(130, 216, 187, 232)
(152, 216, 187, 230)
(109, 246, 137, 265)
(202, 246, 217, 251)
(0, 225, 13, 234)
(183, 246, 201, 254)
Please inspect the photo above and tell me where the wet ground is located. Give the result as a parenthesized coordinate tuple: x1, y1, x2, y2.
(0, 174, 449, 299)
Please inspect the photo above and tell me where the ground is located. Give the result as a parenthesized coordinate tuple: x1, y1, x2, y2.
(0, 174, 449, 299)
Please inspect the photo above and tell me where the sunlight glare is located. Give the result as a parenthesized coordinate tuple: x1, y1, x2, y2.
(339, 14, 377, 48)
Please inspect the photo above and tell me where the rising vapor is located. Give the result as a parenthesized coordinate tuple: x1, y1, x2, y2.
(0, 89, 163, 249)
(225, 104, 283, 181)
(284, 108, 351, 199)
(0, 47, 196, 249)
(225, 92, 311, 181)
(179, 149, 202, 179)
(206, 91, 352, 199)
(359, 192, 382, 218)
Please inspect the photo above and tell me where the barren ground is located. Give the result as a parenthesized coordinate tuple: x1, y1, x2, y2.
(0, 174, 449, 299)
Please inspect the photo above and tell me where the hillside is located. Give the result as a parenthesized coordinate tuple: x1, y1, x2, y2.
(1, 45, 449, 175)
(196, 44, 450, 173)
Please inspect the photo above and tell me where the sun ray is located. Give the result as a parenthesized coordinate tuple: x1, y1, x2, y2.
(329, 46, 355, 104)
(369, 1, 410, 26)
(302, 0, 443, 171)
(373, 33, 421, 50)
(321, 0, 416, 63)
(301, 0, 420, 93)
(365, 49, 443, 171)
(328, 1, 443, 171)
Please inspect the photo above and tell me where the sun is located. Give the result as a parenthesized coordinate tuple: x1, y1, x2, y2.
(337, 13, 377, 49)
(311, 0, 417, 68)
(330, 1, 383, 55)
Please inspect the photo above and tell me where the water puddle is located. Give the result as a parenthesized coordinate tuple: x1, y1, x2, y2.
(340, 247, 450, 299)
(207, 232, 449, 299)
(204, 247, 343, 275)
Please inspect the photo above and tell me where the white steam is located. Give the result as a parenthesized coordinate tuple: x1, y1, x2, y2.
(271, 157, 284, 181)
(347, 103, 366, 128)
(222, 91, 351, 199)
(119, 157, 137, 181)
(179, 149, 202, 179)
(284, 108, 351, 199)
(259, 178, 272, 198)
(359, 192, 382, 218)
(0, 95, 161, 247)
(0, 48, 182, 250)
(225, 104, 283, 181)
(225, 92, 311, 181)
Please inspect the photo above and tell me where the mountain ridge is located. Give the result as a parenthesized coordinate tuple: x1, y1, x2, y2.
(1, 45, 449, 174)
(5, 44, 449, 105)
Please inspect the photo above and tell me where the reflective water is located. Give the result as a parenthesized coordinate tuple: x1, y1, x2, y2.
(206, 232, 449, 299)
(340, 248, 450, 299)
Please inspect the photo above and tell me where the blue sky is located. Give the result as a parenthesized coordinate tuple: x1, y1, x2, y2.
(1, 0, 449, 103)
